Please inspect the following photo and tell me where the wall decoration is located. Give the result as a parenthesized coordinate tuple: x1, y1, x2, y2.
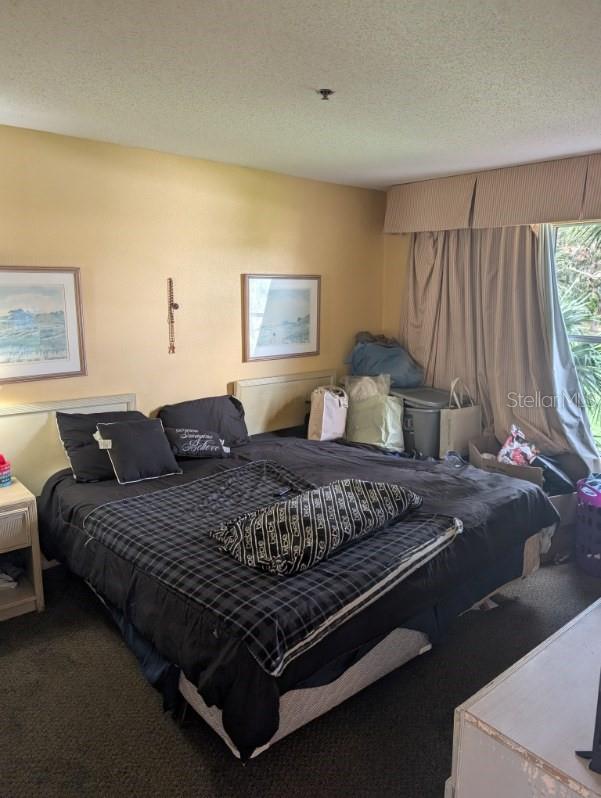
(0, 267, 86, 384)
(167, 277, 179, 354)
(242, 274, 321, 362)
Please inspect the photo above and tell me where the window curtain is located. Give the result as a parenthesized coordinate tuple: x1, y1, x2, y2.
(536, 225, 600, 471)
(401, 225, 600, 471)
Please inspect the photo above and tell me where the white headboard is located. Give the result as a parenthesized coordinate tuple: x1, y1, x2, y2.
(0, 374, 339, 493)
(233, 370, 337, 435)
(0, 394, 136, 495)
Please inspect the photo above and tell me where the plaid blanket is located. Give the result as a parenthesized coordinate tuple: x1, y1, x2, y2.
(83, 460, 461, 676)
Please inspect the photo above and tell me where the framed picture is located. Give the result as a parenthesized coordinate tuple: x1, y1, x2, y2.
(242, 274, 321, 362)
(0, 267, 86, 384)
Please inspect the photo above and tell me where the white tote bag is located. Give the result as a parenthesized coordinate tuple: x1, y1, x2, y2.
(308, 386, 349, 441)
(439, 378, 482, 458)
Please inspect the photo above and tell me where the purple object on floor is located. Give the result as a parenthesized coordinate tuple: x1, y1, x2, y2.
(575, 474, 601, 577)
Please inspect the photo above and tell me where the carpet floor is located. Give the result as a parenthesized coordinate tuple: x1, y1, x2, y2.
(1, 563, 600, 798)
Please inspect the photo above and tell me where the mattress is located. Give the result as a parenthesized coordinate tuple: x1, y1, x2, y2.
(180, 525, 548, 760)
(38, 436, 559, 758)
(179, 626, 433, 758)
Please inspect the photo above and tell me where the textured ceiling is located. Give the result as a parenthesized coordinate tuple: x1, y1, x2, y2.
(2, 1, 601, 188)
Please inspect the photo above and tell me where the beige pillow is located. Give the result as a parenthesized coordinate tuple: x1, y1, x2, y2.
(341, 374, 391, 403)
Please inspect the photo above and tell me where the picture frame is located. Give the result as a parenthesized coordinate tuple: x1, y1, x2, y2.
(0, 266, 86, 384)
(242, 274, 321, 362)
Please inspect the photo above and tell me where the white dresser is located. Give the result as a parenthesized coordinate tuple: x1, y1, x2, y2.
(446, 598, 601, 798)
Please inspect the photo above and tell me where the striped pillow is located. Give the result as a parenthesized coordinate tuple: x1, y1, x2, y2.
(210, 479, 422, 576)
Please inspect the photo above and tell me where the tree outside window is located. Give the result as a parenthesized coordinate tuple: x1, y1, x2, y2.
(555, 223, 601, 446)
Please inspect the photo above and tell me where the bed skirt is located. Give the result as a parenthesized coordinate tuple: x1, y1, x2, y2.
(179, 626, 432, 758)
(180, 529, 551, 759)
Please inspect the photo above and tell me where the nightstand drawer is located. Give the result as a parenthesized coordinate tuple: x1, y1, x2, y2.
(0, 507, 31, 550)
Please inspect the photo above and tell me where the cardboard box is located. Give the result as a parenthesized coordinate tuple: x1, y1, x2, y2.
(469, 434, 545, 486)
(468, 434, 587, 527)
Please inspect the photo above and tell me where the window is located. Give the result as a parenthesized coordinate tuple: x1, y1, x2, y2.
(555, 223, 601, 446)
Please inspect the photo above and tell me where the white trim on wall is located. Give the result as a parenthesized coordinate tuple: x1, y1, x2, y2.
(233, 370, 336, 435)
(0, 394, 136, 418)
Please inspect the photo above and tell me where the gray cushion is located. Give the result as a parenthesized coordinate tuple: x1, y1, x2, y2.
(158, 396, 249, 446)
(95, 418, 182, 485)
(56, 410, 146, 482)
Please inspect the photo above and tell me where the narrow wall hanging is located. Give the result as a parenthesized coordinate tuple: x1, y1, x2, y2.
(167, 278, 179, 354)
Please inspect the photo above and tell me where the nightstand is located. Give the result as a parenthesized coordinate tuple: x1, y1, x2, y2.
(0, 479, 45, 621)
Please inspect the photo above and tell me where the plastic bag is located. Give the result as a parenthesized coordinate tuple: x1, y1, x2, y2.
(497, 425, 539, 466)
(531, 455, 575, 495)
(308, 387, 348, 441)
(341, 374, 391, 403)
(348, 342, 423, 389)
(345, 394, 404, 451)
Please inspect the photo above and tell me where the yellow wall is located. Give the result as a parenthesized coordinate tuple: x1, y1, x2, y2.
(0, 126, 386, 413)
(381, 233, 410, 338)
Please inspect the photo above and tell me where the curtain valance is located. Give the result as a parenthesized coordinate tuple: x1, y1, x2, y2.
(384, 173, 476, 233)
(582, 153, 601, 220)
(385, 153, 601, 233)
(472, 156, 588, 228)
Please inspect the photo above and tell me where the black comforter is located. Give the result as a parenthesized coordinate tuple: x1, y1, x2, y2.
(38, 437, 558, 757)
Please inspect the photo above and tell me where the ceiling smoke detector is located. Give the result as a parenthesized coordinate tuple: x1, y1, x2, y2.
(317, 89, 335, 101)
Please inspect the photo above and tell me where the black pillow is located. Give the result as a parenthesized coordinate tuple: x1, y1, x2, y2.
(165, 428, 231, 459)
(95, 419, 182, 485)
(210, 479, 423, 576)
(57, 410, 147, 482)
(158, 396, 249, 446)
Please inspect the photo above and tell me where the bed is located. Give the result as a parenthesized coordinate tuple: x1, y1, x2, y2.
(36, 428, 559, 759)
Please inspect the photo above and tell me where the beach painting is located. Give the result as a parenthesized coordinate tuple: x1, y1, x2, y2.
(0, 268, 86, 383)
(243, 275, 320, 361)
